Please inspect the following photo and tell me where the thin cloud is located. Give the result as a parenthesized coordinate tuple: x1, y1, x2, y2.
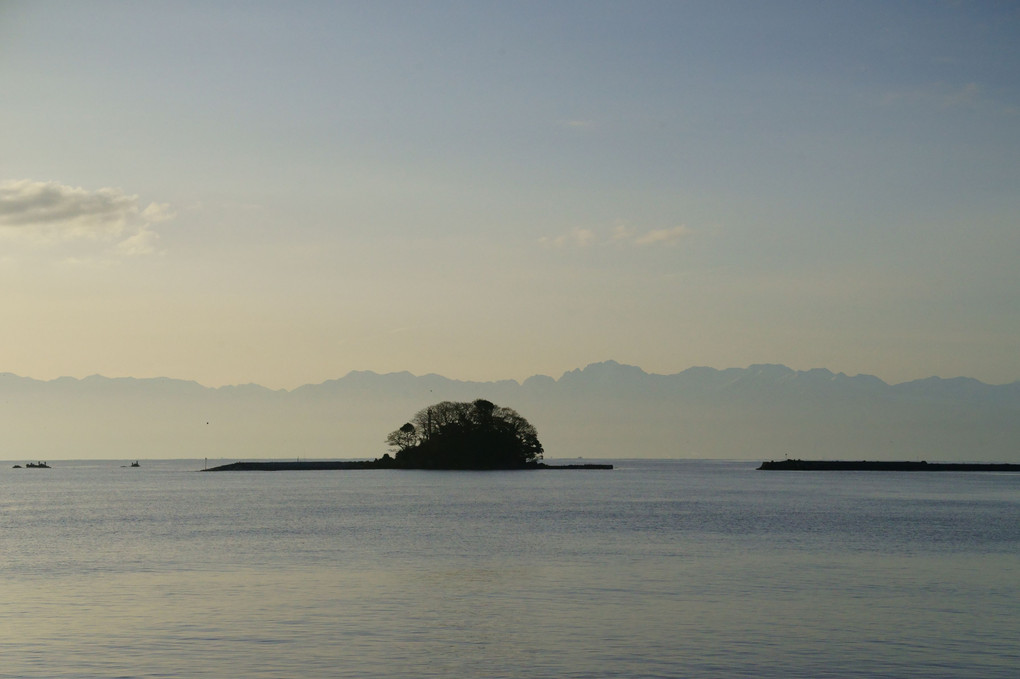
(0, 179, 174, 255)
(541, 224, 691, 249)
(116, 225, 161, 256)
(539, 228, 597, 248)
(633, 225, 691, 246)
(611, 224, 634, 241)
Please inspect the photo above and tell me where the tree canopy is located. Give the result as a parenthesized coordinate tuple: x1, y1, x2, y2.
(385, 399, 544, 469)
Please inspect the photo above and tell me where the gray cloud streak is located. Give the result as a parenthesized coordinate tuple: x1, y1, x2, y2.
(0, 180, 173, 254)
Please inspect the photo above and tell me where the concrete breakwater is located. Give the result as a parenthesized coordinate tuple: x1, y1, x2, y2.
(758, 459, 1020, 472)
(203, 460, 613, 471)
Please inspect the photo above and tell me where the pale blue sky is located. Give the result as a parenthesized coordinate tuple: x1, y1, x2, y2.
(1, 1, 1018, 388)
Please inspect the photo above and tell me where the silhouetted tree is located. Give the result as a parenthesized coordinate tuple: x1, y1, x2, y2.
(385, 400, 543, 469)
(385, 422, 417, 452)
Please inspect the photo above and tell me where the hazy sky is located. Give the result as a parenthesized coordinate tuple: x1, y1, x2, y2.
(1, 1, 1018, 389)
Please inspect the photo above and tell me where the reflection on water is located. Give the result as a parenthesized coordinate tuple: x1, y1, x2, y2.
(1, 459, 1017, 678)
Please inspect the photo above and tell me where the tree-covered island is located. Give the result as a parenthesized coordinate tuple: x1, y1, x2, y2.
(203, 399, 612, 471)
(384, 399, 543, 469)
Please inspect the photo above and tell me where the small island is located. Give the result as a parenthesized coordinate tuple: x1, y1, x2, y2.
(204, 399, 611, 471)
(758, 459, 1020, 472)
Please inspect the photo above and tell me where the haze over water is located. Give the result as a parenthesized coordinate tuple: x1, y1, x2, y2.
(3, 459, 1017, 678)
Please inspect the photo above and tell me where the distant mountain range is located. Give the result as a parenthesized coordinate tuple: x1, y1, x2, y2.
(2, 361, 1019, 462)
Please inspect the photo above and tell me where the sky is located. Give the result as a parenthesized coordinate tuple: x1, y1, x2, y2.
(1, 0, 1018, 389)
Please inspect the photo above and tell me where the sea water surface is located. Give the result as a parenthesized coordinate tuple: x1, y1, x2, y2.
(1, 459, 1017, 678)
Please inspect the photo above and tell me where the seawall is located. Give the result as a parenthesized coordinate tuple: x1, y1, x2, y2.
(203, 460, 613, 471)
(758, 460, 1020, 472)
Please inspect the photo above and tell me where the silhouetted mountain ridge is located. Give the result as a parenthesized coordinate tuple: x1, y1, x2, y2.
(9, 360, 1014, 396)
(1, 362, 1017, 461)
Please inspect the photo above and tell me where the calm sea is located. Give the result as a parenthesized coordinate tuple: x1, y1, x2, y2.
(1, 459, 1017, 678)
